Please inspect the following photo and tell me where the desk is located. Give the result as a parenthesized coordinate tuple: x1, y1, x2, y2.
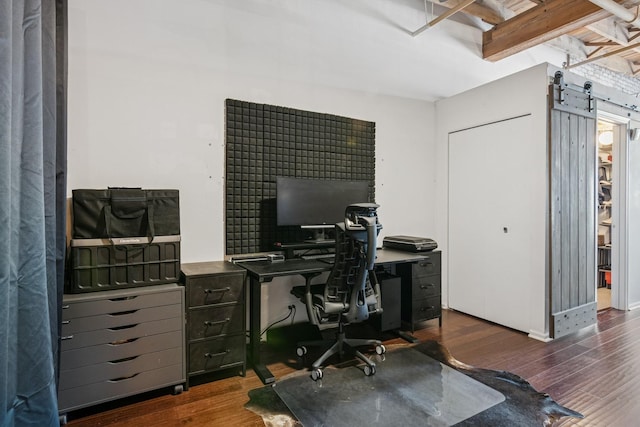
(238, 248, 432, 384)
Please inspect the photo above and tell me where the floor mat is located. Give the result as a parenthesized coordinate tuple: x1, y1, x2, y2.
(273, 346, 504, 426)
(246, 341, 584, 427)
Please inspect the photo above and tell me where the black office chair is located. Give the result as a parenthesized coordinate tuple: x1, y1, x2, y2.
(292, 203, 385, 381)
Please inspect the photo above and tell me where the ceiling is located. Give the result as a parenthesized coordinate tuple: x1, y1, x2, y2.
(434, 0, 640, 78)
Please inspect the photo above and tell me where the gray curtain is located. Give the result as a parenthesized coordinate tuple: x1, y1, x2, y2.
(1, 0, 64, 425)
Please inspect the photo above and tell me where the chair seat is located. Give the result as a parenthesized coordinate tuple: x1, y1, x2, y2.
(291, 284, 325, 299)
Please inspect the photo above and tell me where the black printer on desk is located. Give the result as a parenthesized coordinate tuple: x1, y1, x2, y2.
(382, 235, 438, 252)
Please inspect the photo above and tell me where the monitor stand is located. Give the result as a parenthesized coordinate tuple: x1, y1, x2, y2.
(304, 227, 334, 244)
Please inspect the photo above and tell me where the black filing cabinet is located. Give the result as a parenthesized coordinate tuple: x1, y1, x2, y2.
(396, 251, 442, 331)
(58, 284, 186, 420)
(180, 261, 246, 387)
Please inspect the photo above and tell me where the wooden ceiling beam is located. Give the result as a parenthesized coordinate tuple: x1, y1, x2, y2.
(483, 0, 612, 61)
(585, 41, 619, 46)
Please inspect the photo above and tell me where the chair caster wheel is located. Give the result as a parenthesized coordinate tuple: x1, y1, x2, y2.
(296, 346, 308, 357)
(375, 344, 386, 355)
(364, 364, 376, 376)
(311, 368, 323, 381)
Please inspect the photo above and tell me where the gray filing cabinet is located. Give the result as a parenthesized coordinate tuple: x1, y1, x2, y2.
(397, 251, 442, 331)
(58, 284, 186, 418)
(180, 261, 246, 387)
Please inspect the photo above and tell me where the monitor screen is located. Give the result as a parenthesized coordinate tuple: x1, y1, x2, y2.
(276, 177, 370, 227)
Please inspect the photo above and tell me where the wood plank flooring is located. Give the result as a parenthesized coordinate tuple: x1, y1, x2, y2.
(65, 308, 640, 426)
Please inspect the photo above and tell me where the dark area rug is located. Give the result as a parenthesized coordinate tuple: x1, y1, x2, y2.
(245, 341, 583, 427)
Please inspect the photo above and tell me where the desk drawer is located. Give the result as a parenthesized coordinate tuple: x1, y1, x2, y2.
(410, 296, 441, 323)
(188, 304, 244, 340)
(188, 275, 244, 307)
(411, 275, 441, 299)
(61, 330, 182, 370)
(62, 303, 182, 335)
(188, 335, 245, 374)
(62, 285, 182, 320)
(62, 316, 182, 351)
(398, 252, 441, 278)
(59, 346, 183, 391)
(58, 363, 183, 413)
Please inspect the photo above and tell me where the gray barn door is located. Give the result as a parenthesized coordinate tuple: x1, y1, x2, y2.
(549, 80, 597, 338)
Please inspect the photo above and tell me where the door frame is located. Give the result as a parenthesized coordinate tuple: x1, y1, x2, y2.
(597, 110, 629, 311)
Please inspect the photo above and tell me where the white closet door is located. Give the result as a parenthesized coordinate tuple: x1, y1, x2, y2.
(448, 115, 538, 333)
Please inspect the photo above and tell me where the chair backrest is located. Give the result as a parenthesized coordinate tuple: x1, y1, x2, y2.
(323, 203, 382, 323)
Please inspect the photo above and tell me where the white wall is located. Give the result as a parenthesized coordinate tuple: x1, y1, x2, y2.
(66, 0, 438, 328)
(435, 64, 551, 339)
(66, 0, 566, 330)
(67, 0, 437, 261)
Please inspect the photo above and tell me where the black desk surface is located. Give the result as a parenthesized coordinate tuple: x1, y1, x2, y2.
(238, 258, 330, 281)
(238, 248, 432, 280)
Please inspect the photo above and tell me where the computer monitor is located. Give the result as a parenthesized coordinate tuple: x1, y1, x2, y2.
(276, 177, 370, 241)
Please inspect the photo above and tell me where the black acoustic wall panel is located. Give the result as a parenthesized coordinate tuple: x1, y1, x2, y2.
(225, 99, 375, 255)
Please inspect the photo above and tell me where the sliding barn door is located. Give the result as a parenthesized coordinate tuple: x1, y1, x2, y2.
(549, 81, 598, 338)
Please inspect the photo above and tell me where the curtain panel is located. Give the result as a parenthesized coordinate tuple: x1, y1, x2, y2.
(0, 0, 65, 425)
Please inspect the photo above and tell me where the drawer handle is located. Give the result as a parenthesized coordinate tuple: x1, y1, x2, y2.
(61, 335, 74, 341)
(62, 305, 70, 310)
(419, 284, 434, 290)
(420, 306, 435, 312)
(109, 310, 138, 316)
(109, 355, 139, 364)
(109, 296, 138, 302)
(109, 337, 139, 346)
(205, 349, 230, 359)
(109, 373, 139, 382)
(109, 324, 138, 331)
(204, 287, 231, 294)
(419, 261, 433, 268)
(204, 318, 230, 327)
(62, 320, 70, 325)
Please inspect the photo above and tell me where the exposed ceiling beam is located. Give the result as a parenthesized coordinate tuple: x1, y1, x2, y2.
(483, 0, 612, 61)
(567, 40, 640, 69)
(547, 34, 633, 74)
(427, 0, 504, 25)
(586, 16, 629, 46)
(412, 0, 477, 36)
(585, 41, 620, 46)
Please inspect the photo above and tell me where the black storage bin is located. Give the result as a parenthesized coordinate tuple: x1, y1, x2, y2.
(67, 236, 181, 293)
(72, 188, 180, 240)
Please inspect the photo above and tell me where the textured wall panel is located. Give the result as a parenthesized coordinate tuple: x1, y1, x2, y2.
(225, 99, 376, 255)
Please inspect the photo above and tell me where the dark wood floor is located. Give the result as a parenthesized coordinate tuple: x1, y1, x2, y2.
(65, 308, 640, 426)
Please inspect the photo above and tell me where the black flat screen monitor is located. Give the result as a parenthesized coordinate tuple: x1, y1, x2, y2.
(276, 177, 370, 228)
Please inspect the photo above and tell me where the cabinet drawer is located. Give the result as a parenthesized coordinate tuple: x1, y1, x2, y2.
(62, 303, 182, 335)
(188, 275, 244, 307)
(61, 330, 182, 370)
(59, 347, 183, 391)
(62, 316, 182, 351)
(58, 363, 183, 413)
(188, 335, 245, 374)
(62, 285, 182, 320)
(410, 253, 441, 277)
(411, 275, 441, 299)
(189, 304, 244, 340)
(411, 296, 442, 322)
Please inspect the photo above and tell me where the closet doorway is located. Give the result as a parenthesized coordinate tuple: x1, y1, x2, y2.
(595, 111, 631, 313)
(597, 119, 614, 311)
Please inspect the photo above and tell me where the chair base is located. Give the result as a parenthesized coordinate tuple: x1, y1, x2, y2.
(297, 323, 383, 373)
